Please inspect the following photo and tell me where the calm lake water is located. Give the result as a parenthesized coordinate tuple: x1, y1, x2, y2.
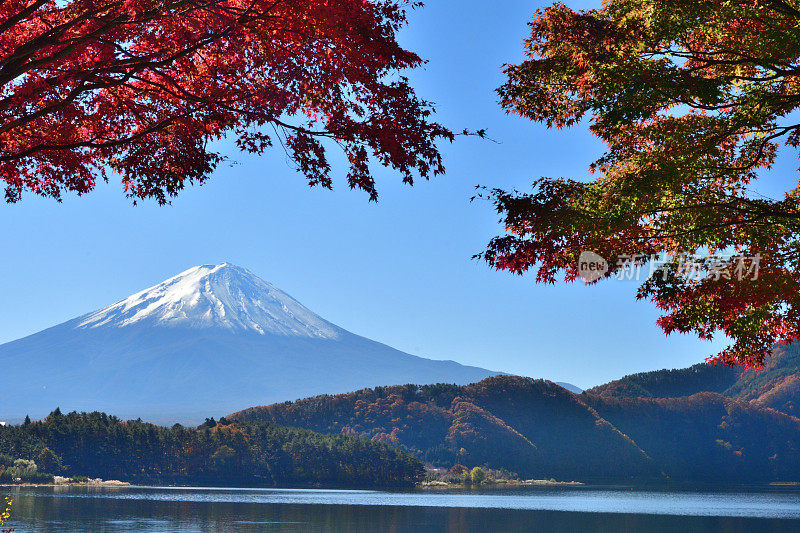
(4, 485, 800, 532)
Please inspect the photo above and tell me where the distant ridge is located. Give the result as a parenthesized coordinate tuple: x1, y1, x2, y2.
(587, 363, 741, 399)
(0, 263, 498, 423)
(555, 382, 583, 394)
(588, 344, 800, 417)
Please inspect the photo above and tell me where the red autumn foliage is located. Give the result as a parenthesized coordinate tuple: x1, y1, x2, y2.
(0, 0, 452, 203)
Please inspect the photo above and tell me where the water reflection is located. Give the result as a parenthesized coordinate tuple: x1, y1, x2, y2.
(4, 486, 800, 532)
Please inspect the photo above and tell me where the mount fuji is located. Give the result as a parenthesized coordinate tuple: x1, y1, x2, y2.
(0, 264, 497, 423)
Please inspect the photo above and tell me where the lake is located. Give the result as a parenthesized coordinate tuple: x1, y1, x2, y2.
(4, 485, 800, 532)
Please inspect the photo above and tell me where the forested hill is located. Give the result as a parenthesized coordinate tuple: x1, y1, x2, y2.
(0, 410, 423, 487)
(229, 375, 800, 484)
(587, 363, 742, 399)
(588, 344, 800, 417)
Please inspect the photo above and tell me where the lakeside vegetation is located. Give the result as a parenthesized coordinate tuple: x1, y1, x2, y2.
(419, 465, 582, 489)
(0, 410, 423, 488)
(0, 455, 54, 485)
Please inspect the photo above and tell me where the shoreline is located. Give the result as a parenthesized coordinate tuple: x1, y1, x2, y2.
(1, 479, 581, 490)
(4, 480, 799, 491)
(418, 479, 584, 489)
(0, 479, 130, 488)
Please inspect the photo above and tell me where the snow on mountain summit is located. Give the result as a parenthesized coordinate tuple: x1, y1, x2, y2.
(0, 263, 498, 421)
(77, 263, 341, 338)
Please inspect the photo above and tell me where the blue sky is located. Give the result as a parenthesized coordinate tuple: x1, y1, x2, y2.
(0, 0, 734, 389)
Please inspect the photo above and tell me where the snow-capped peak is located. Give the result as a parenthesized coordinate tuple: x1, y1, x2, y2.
(77, 263, 342, 339)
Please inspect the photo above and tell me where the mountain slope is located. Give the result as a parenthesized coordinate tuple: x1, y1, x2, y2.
(587, 363, 741, 399)
(588, 344, 800, 416)
(230, 375, 800, 483)
(230, 376, 660, 482)
(0, 264, 497, 423)
(585, 392, 800, 483)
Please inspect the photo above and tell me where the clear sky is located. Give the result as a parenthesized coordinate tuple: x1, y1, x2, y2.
(0, 0, 734, 389)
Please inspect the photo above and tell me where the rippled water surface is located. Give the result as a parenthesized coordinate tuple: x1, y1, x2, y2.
(4, 485, 800, 532)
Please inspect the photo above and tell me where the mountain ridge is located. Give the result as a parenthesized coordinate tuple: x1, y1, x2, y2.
(229, 375, 800, 483)
(230, 376, 659, 482)
(588, 344, 800, 416)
